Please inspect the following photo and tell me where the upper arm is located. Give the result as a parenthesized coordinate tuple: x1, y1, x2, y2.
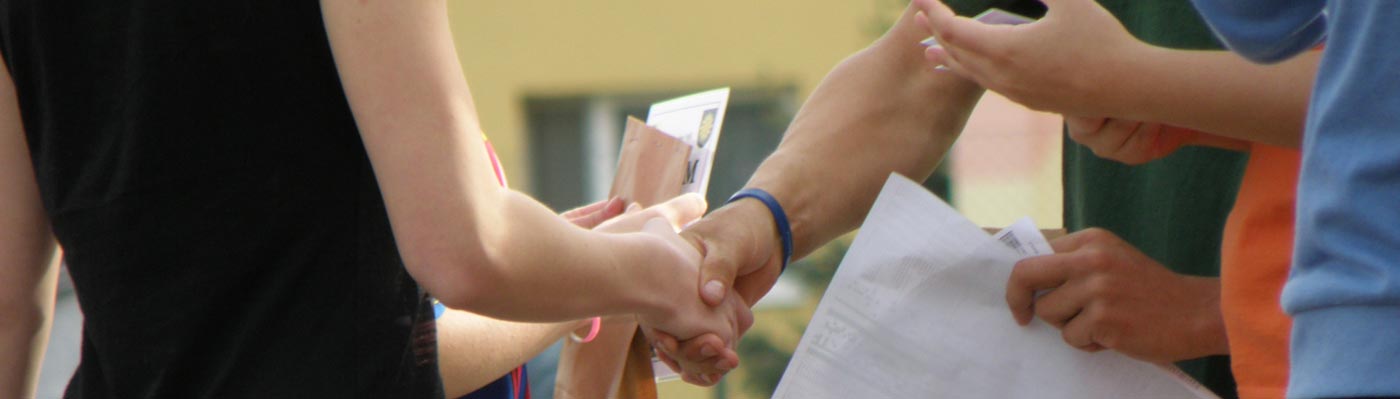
(320, 0, 507, 300)
(0, 54, 57, 311)
(1191, 0, 1327, 63)
(0, 51, 60, 399)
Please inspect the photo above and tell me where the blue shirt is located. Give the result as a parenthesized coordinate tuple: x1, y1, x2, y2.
(1189, 1, 1400, 397)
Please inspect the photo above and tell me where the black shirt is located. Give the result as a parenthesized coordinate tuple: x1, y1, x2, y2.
(0, 1, 443, 397)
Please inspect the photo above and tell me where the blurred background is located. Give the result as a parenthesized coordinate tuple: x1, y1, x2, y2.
(37, 1, 1063, 398)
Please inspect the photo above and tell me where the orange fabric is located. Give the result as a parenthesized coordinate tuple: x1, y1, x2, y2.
(1219, 143, 1300, 399)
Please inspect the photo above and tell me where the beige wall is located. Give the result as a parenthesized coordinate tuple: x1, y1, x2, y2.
(446, 1, 888, 190)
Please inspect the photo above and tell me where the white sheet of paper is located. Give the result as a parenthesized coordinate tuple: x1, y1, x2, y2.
(645, 88, 730, 197)
(771, 173, 1217, 399)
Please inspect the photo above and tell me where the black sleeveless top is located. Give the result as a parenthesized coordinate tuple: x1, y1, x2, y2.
(0, 1, 443, 397)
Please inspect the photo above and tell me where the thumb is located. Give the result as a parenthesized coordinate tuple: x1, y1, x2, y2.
(681, 223, 740, 307)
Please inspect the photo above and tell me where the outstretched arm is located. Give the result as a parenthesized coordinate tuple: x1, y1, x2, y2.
(681, 2, 986, 308)
(319, 0, 746, 344)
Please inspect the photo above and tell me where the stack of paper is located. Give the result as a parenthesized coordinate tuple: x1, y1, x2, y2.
(772, 174, 1217, 399)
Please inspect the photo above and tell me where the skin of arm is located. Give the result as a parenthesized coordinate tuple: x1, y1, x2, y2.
(916, 0, 1316, 148)
(658, 2, 987, 383)
(437, 313, 582, 398)
(0, 57, 62, 399)
(318, 0, 748, 344)
(437, 198, 619, 397)
(439, 198, 747, 395)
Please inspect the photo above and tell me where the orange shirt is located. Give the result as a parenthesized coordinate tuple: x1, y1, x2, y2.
(1219, 143, 1300, 399)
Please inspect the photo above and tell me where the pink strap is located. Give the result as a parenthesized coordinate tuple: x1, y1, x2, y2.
(570, 317, 603, 343)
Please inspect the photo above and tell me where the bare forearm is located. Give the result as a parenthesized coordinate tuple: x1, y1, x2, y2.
(437, 311, 580, 397)
(0, 251, 59, 399)
(1113, 48, 1317, 148)
(745, 4, 983, 258)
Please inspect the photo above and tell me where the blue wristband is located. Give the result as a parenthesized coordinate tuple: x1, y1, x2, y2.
(727, 188, 793, 273)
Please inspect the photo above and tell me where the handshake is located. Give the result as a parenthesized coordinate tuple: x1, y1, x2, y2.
(565, 191, 785, 388)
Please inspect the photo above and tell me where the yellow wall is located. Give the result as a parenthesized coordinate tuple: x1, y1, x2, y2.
(447, 0, 890, 190)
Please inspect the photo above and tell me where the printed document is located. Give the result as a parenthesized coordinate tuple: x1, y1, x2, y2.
(772, 174, 1217, 399)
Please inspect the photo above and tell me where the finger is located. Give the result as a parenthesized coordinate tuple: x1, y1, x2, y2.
(603, 194, 706, 233)
(649, 193, 707, 231)
(1060, 305, 1101, 349)
(560, 197, 613, 219)
(681, 222, 741, 307)
(921, 0, 1013, 58)
(680, 334, 726, 363)
(925, 45, 976, 79)
(1046, 227, 1115, 253)
(565, 197, 626, 229)
(1029, 282, 1090, 328)
(1006, 255, 1075, 325)
(655, 349, 682, 374)
(1113, 121, 1165, 165)
(914, 11, 933, 35)
(1064, 115, 1107, 139)
(1074, 118, 1140, 159)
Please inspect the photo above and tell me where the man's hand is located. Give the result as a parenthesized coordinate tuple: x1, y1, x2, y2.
(912, 0, 1145, 116)
(1006, 228, 1228, 363)
(683, 199, 784, 307)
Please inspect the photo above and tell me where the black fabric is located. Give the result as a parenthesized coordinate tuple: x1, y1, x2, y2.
(0, 1, 443, 397)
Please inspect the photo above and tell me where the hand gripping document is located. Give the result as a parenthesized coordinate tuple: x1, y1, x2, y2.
(560, 89, 729, 399)
(772, 174, 1218, 399)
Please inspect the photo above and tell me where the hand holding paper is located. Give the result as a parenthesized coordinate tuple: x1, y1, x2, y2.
(1008, 228, 1229, 362)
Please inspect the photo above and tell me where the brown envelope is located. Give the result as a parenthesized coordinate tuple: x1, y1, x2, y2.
(609, 116, 692, 208)
(572, 117, 688, 399)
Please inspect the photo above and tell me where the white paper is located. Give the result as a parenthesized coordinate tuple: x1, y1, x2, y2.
(645, 88, 730, 197)
(771, 173, 1217, 399)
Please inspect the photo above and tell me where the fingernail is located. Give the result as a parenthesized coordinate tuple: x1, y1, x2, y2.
(701, 346, 717, 357)
(719, 359, 737, 370)
(703, 280, 725, 300)
(699, 374, 713, 385)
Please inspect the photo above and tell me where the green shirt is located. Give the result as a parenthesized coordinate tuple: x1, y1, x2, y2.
(942, 1, 1247, 397)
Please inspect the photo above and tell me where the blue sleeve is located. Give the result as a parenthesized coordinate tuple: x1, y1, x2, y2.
(1189, 0, 1327, 63)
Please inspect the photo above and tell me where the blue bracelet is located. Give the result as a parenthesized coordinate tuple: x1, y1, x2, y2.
(727, 188, 794, 273)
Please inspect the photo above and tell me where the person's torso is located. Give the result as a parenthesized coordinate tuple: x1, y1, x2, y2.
(0, 1, 444, 397)
(1220, 144, 1299, 399)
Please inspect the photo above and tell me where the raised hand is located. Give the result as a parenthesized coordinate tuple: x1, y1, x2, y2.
(912, 0, 1145, 117)
(1006, 228, 1228, 362)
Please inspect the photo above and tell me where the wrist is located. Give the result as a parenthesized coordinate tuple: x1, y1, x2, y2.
(727, 188, 793, 272)
(1183, 276, 1230, 357)
(721, 197, 784, 270)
